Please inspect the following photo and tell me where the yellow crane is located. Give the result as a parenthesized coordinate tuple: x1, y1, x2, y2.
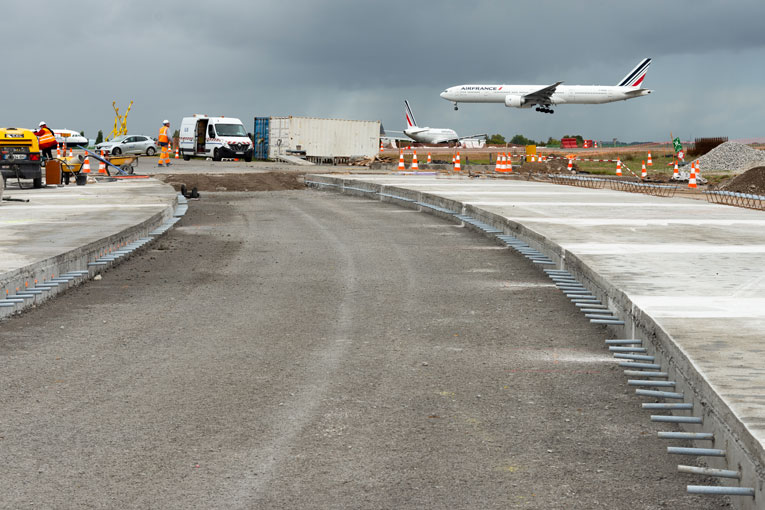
(106, 100, 133, 141)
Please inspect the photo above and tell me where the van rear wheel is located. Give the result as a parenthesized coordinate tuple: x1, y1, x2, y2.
(212, 148, 222, 161)
(182, 152, 191, 161)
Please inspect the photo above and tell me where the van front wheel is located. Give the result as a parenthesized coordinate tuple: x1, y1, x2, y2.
(212, 148, 222, 161)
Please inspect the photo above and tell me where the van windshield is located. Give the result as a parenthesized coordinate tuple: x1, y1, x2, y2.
(215, 124, 248, 137)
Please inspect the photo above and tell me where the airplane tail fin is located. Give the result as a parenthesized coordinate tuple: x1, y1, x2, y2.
(404, 100, 418, 128)
(617, 58, 651, 87)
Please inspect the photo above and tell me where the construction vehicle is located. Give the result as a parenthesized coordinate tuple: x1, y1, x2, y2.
(0, 127, 43, 188)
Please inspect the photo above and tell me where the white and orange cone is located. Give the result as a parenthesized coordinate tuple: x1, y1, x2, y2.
(81, 156, 91, 174)
(495, 153, 502, 172)
(454, 152, 461, 172)
(379, 140, 384, 152)
(616, 158, 622, 176)
(641, 160, 647, 179)
(175, 147, 180, 159)
(673, 159, 679, 177)
(647, 152, 653, 167)
(688, 162, 697, 188)
(411, 150, 419, 171)
(98, 149, 107, 174)
(398, 150, 405, 171)
(68, 147, 73, 158)
(427, 152, 431, 164)
(506, 153, 512, 173)
(56, 144, 61, 158)
(567, 158, 573, 172)
(695, 159, 701, 179)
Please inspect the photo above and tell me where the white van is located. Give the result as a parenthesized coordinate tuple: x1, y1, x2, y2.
(178, 115, 253, 161)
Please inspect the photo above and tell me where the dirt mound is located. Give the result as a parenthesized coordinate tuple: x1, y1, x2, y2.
(516, 159, 575, 175)
(717, 167, 765, 194)
(156, 172, 306, 192)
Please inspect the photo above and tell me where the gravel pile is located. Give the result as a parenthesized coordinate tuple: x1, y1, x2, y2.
(695, 141, 765, 173)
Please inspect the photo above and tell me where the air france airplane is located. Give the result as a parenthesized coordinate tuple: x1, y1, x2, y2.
(440, 58, 652, 114)
(401, 100, 485, 144)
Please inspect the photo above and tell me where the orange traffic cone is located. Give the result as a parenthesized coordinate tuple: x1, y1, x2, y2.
(567, 158, 573, 172)
(506, 152, 512, 173)
(411, 150, 419, 171)
(641, 160, 647, 179)
(175, 147, 180, 159)
(81, 156, 91, 174)
(495, 153, 502, 172)
(647, 152, 653, 166)
(616, 158, 622, 176)
(427, 152, 431, 164)
(454, 152, 461, 172)
(68, 147, 73, 158)
(695, 159, 701, 179)
(397, 150, 405, 171)
(379, 140, 384, 152)
(688, 162, 697, 188)
(98, 149, 107, 174)
(673, 159, 679, 177)
(531, 154, 536, 163)
(56, 144, 61, 158)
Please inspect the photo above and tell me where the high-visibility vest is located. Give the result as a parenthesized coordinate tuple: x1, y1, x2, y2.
(158, 125, 169, 144)
(37, 127, 57, 148)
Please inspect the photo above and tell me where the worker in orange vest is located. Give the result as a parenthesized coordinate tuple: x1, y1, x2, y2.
(34, 121, 58, 160)
(157, 119, 172, 167)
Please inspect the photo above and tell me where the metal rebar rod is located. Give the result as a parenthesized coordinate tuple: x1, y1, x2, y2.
(636, 389, 684, 399)
(678, 465, 740, 479)
(686, 485, 754, 497)
(610, 346, 647, 353)
(644, 402, 692, 410)
(668, 447, 725, 456)
(614, 353, 655, 361)
(629, 380, 676, 387)
(651, 415, 702, 424)
(606, 339, 641, 344)
(620, 361, 661, 370)
(658, 431, 713, 440)
(625, 371, 668, 378)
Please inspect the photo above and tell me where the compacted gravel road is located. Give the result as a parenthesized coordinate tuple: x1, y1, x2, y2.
(0, 191, 728, 509)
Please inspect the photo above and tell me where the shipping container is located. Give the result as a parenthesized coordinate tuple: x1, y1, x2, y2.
(253, 116, 380, 163)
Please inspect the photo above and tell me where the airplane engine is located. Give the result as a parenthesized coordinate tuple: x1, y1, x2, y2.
(504, 95, 526, 108)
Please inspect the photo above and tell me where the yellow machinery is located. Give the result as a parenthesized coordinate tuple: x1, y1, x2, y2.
(106, 100, 133, 141)
(0, 127, 43, 188)
(525, 144, 537, 162)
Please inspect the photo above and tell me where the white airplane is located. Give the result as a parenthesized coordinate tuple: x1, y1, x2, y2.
(440, 58, 652, 114)
(400, 100, 485, 144)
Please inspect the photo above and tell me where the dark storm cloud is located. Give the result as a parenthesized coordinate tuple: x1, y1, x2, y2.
(1, 0, 764, 142)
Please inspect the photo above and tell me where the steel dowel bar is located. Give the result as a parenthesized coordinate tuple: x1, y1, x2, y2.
(614, 353, 655, 361)
(606, 338, 641, 344)
(628, 380, 675, 387)
(625, 370, 668, 378)
(620, 362, 662, 370)
(591, 319, 625, 325)
(668, 447, 725, 456)
(644, 403, 692, 410)
(576, 303, 606, 308)
(0, 302, 15, 308)
(586, 313, 616, 319)
(581, 308, 612, 313)
(651, 415, 703, 424)
(659, 431, 713, 440)
(687, 486, 754, 497)
(609, 347, 647, 353)
(678, 465, 740, 479)
(636, 389, 684, 399)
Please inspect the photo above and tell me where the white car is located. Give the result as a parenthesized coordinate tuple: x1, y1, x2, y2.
(96, 135, 158, 156)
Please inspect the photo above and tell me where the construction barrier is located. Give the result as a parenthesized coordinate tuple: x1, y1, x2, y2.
(704, 190, 765, 210)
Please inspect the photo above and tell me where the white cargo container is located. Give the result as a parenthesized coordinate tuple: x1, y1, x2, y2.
(266, 116, 380, 163)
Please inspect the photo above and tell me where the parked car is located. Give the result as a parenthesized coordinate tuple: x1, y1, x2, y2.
(96, 135, 157, 156)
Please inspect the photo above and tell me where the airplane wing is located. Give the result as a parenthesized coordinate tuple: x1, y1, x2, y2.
(458, 133, 487, 141)
(522, 81, 563, 105)
(381, 130, 412, 142)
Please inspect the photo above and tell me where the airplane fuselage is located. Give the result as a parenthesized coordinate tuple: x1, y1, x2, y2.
(404, 126, 459, 144)
(440, 84, 651, 107)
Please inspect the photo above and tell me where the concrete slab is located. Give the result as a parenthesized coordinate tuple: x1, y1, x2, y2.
(1, 179, 177, 317)
(307, 173, 765, 504)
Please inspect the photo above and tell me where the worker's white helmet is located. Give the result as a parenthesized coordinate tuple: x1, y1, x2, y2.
(39, 121, 46, 127)
(163, 119, 170, 124)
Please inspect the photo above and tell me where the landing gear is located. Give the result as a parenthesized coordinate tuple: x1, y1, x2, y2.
(535, 105, 554, 114)
(453, 103, 459, 111)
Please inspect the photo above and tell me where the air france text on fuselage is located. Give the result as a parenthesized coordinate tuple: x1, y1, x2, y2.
(461, 86, 502, 91)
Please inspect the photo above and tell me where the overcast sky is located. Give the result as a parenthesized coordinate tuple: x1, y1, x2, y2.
(3, 0, 764, 143)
